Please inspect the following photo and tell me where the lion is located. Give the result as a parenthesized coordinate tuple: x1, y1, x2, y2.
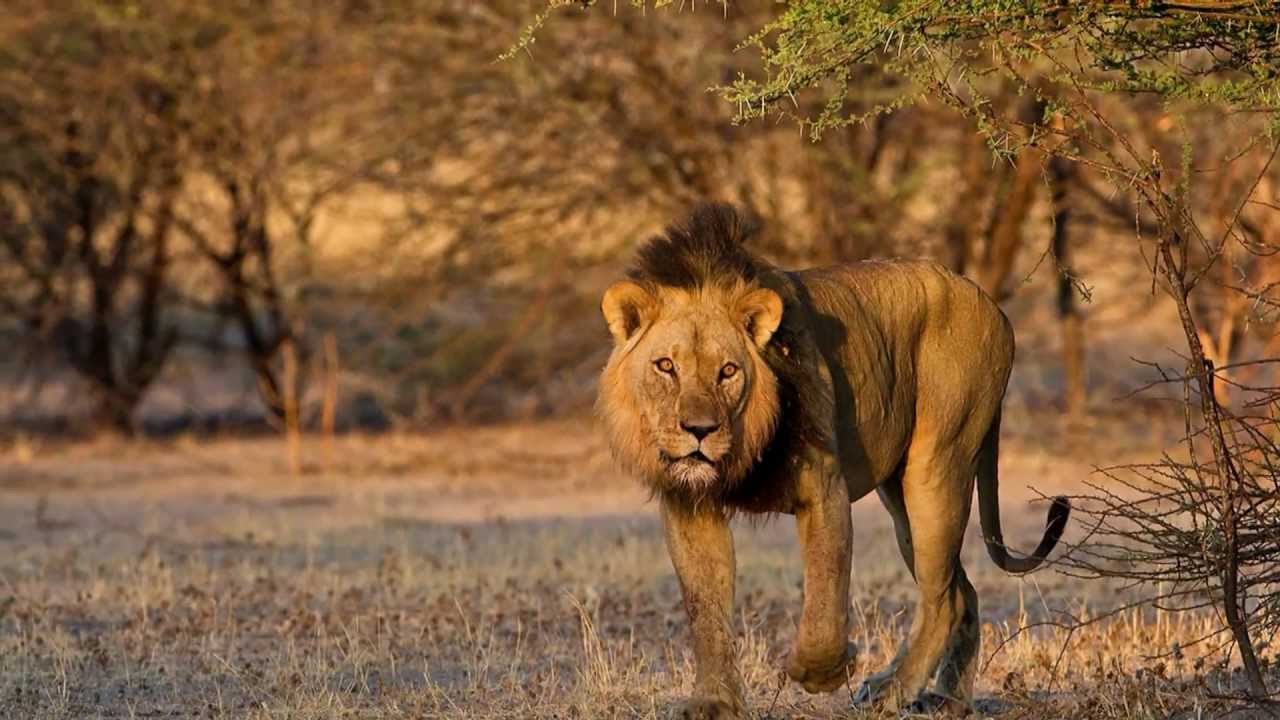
(597, 203, 1069, 718)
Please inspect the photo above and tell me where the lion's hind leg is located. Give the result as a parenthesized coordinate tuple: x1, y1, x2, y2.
(874, 445, 976, 712)
(932, 565, 979, 708)
(899, 564, 979, 716)
(878, 466, 916, 580)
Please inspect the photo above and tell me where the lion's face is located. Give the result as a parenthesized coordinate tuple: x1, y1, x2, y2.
(598, 280, 783, 496)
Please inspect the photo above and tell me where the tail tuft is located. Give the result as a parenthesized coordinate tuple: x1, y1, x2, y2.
(977, 410, 1071, 574)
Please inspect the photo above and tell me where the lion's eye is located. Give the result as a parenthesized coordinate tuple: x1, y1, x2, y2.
(655, 358, 676, 374)
(720, 363, 739, 380)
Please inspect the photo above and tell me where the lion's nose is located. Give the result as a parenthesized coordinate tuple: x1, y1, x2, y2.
(680, 418, 720, 440)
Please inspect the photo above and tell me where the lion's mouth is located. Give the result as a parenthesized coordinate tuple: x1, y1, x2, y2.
(662, 449, 713, 465)
(660, 449, 720, 486)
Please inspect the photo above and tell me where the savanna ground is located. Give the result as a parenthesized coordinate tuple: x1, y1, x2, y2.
(0, 410, 1275, 719)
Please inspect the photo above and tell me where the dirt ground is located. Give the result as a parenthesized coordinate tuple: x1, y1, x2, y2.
(0, 416, 1271, 719)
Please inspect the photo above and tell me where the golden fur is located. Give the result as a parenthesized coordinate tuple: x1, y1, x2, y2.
(598, 203, 1069, 719)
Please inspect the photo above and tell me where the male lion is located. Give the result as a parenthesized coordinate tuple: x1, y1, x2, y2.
(598, 203, 1069, 718)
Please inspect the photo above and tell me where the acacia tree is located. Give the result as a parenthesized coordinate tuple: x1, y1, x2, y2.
(0, 2, 389, 429)
(0, 5, 185, 432)
(1, 1, 430, 430)
(165, 1, 380, 420)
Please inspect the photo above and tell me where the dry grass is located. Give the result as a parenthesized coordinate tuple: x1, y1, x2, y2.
(0, 418, 1274, 719)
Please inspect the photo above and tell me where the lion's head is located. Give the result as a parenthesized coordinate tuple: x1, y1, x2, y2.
(598, 203, 785, 499)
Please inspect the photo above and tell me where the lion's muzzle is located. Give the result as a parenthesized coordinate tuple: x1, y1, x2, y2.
(680, 418, 721, 439)
(666, 453, 720, 487)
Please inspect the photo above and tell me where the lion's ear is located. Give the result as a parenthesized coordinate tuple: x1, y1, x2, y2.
(602, 280, 655, 345)
(739, 287, 783, 348)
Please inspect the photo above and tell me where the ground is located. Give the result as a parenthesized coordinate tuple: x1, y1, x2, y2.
(0, 415, 1268, 719)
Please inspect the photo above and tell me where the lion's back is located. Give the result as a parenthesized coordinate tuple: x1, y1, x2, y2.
(798, 259, 1012, 367)
(794, 259, 1014, 459)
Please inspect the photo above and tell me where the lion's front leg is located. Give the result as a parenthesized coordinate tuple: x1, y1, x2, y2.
(786, 454, 858, 694)
(661, 498, 745, 719)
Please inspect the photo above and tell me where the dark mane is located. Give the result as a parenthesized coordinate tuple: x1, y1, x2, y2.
(720, 272, 836, 513)
(628, 202, 765, 289)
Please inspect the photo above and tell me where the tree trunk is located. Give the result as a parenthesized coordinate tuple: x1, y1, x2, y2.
(321, 332, 339, 470)
(976, 97, 1047, 301)
(91, 387, 139, 436)
(942, 136, 990, 275)
(448, 271, 562, 421)
(977, 145, 1041, 301)
(1049, 154, 1087, 419)
(1160, 230, 1267, 698)
(1192, 161, 1264, 407)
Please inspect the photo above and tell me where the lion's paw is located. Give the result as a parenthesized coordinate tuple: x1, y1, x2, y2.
(673, 697, 743, 720)
(786, 641, 859, 694)
(900, 691, 970, 717)
(853, 674, 897, 709)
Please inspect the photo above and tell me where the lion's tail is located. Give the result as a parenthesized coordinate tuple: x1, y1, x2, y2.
(977, 410, 1070, 574)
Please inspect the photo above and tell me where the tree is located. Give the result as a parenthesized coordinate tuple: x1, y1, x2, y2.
(164, 1, 383, 421)
(0, 4, 185, 433)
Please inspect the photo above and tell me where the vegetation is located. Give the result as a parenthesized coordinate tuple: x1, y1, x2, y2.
(6, 0, 1205, 431)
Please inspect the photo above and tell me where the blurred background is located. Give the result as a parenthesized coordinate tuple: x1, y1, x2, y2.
(0, 0, 1274, 440)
